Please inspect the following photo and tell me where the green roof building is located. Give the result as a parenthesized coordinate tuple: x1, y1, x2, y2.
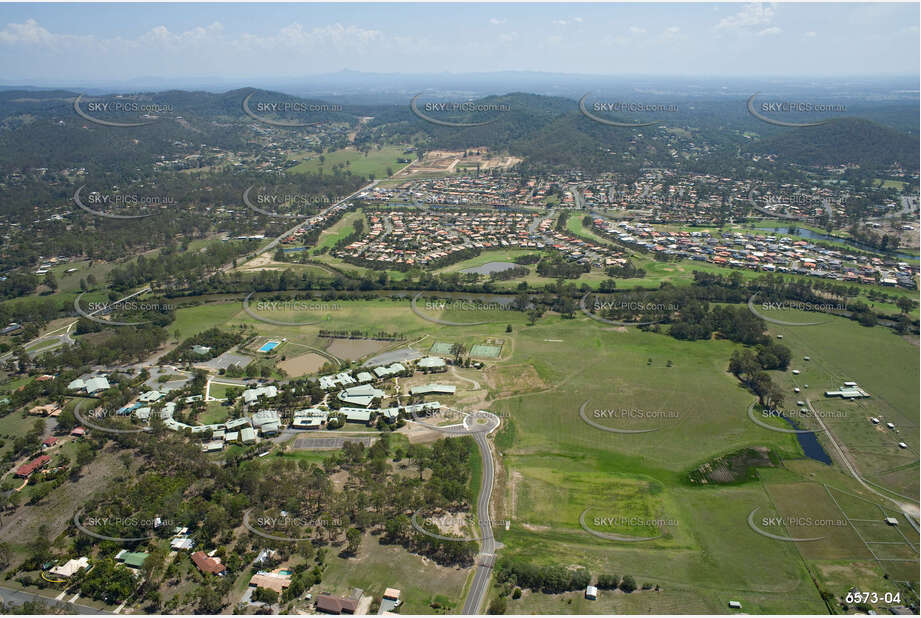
(116, 550, 149, 569)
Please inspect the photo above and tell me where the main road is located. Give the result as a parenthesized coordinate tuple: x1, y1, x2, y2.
(265, 179, 376, 253)
(0, 585, 111, 615)
(462, 427, 498, 615)
(406, 408, 500, 614)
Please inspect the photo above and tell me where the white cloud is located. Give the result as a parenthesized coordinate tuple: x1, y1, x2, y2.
(629, 26, 646, 35)
(489, 18, 506, 25)
(715, 3, 776, 32)
(0, 18, 97, 48)
(0, 17, 384, 55)
(804, 31, 817, 37)
(757, 26, 782, 36)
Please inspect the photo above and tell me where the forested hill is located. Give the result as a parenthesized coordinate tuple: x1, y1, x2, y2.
(1, 88, 917, 176)
(362, 92, 920, 174)
(360, 92, 691, 174)
(748, 117, 919, 171)
(0, 88, 361, 175)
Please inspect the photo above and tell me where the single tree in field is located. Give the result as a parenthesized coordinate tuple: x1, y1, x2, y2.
(346, 527, 361, 555)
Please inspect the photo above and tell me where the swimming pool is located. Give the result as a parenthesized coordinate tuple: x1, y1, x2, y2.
(258, 341, 281, 352)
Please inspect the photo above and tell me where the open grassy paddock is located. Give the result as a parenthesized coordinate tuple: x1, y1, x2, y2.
(287, 145, 408, 178)
(134, 287, 920, 613)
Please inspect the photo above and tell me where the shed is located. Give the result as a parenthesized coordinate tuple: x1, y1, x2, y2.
(383, 588, 401, 601)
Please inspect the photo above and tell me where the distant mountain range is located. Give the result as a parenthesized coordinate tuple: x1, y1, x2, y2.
(2, 71, 918, 104)
(0, 87, 917, 175)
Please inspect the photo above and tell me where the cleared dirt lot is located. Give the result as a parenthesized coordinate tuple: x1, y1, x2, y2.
(325, 338, 389, 361)
(278, 352, 327, 377)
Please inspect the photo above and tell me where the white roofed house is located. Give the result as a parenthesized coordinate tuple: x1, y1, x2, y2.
(292, 408, 327, 429)
(240, 427, 257, 444)
(319, 375, 337, 390)
(417, 356, 447, 372)
(338, 384, 386, 407)
(403, 401, 441, 417)
(318, 371, 356, 390)
(379, 407, 401, 424)
(251, 409, 281, 435)
(84, 376, 111, 394)
(225, 417, 252, 431)
(49, 556, 90, 578)
(201, 440, 224, 453)
(339, 407, 374, 425)
(410, 384, 456, 396)
(80, 376, 110, 394)
(138, 390, 165, 403)
(134, 407, 151, 421)
(373, 363, 406, 379)
(160, 402, 178, 418)
(335, 372, 356, 386)
(242, 385, 278, 405)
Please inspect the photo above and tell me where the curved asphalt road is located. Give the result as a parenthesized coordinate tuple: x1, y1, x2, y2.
(409, 409, 499, 614)
(462, 428, 498, 615)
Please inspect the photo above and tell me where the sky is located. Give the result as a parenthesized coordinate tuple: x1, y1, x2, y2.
(0, 2, 918, 84)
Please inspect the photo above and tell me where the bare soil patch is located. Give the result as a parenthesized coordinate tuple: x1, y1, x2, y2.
(278, 352, 326, 377)
(325, 338, 388, 361)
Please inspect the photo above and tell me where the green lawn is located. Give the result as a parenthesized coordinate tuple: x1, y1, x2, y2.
(315, 210, 366, 252)
(168, 301, 246, 340)
(287, 145, 408, 179)
(199, 401, 231, 424)
(319, 534, 469, 614)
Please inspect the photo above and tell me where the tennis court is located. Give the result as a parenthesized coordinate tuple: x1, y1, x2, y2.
(429, 342, 456, 355)
(470, 343, 502, 358)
